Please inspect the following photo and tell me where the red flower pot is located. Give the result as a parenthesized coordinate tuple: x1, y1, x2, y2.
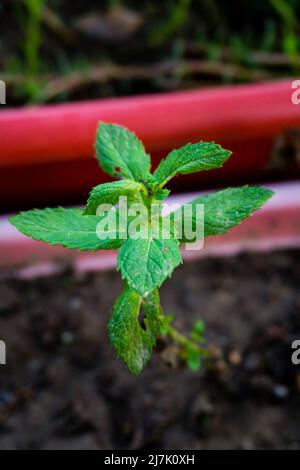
(1, 80, 299, 212)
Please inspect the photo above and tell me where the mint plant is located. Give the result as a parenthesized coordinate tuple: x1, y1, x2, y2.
(10, 123, 273, 374)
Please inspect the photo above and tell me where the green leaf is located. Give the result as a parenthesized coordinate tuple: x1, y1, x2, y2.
(96, 122, 151, 181)
(185, 344, 201, 372)
(117, 229, 182, 297)
(154, 188, 170, 201)
(84, 180, 146, 215)
(153, 141, 232, 188)
(192, 320, 205, 341)
(10, 207, 123, 250)
(108, 285, 155, 375)
(142, 289, 163, 337)
(171, 186, 274, 243)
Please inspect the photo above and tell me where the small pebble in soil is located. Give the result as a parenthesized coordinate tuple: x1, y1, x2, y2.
(272, 384, 289, 400)
(61, 331, 75, 345)
(67, 297, 83, 312)
(228, 350, 242, 366)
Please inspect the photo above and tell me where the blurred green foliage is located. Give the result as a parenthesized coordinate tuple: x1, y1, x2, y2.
(24, 0, 44, 76)
(1, 0, 299, 104)
(270, 0, 299, 64)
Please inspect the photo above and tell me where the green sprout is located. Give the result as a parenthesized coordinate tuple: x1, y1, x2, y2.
(10, 123, 273, 374)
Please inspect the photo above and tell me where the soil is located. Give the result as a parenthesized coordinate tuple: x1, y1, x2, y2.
(0, 249, 300, 450)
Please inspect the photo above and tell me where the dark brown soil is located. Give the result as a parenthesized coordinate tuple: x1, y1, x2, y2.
(0, 249, 300, 450)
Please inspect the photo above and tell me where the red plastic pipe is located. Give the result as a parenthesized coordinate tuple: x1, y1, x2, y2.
(1, 80, 300, 212)
(0, 80, 299, 167)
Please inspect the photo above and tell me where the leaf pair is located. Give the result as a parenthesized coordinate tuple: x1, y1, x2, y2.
(95, 122, 232, 189)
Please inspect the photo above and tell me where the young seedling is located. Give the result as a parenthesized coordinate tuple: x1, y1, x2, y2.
(10, 123, 273, 374)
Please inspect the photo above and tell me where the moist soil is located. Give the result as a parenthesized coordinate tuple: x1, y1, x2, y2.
(0, 249, 300, 450)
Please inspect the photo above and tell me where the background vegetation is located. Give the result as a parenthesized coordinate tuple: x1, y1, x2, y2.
(0, 0, 299, 104)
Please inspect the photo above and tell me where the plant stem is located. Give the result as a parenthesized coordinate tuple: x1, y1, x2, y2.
(158, 312, 209, 358)
(146, 290, 209, 360)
